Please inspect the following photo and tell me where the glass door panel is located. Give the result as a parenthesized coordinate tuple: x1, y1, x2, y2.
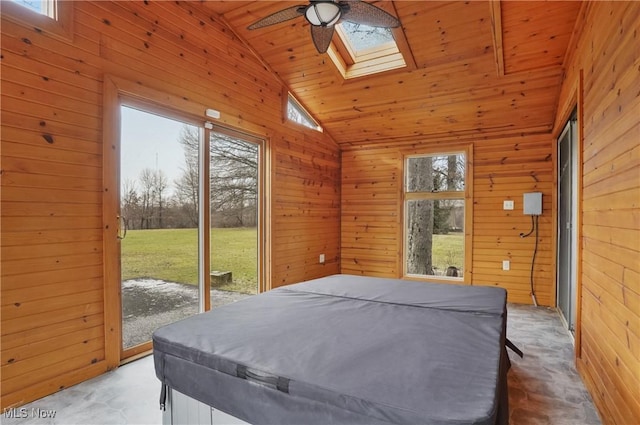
(209, 130, 260, 305)
(120, 105, 201, 353)
(557, 115, 577, 334)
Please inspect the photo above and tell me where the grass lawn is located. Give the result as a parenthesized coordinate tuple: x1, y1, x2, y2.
(431, 233, 464, 275)
(121, 227, 257, 294)
(122, 228, 463, 291)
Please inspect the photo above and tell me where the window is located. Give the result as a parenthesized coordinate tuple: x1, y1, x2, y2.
(11, 0, 56, 18)
(339, 22, 395, 53)
(404, 150, 471, 280)
(327, 21, 407, 79)
(287, 93, 322, 132)
(3, 0, 73, 41)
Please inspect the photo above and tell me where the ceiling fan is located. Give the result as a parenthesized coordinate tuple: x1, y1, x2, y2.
(247, 1, 400, 54)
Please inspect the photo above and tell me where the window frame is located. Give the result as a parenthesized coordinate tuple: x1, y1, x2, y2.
(402, 145, 473, 284)
(2, 0, 74, 42)
(284, 92, 322, 132)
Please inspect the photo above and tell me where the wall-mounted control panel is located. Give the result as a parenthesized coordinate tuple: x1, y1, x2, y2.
(523, 192, 542, 215)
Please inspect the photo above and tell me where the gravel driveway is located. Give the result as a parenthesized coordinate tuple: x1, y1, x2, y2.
(122, 278, 251, 348)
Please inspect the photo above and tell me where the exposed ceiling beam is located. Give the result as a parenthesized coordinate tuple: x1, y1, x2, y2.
(489, 0, 505, 77)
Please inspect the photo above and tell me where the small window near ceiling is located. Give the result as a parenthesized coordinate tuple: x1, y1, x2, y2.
(287, 93, 322, 132)
(404, 151, 470, 280)
(3, 0, 73, 41)
(11, 0, 56, 17)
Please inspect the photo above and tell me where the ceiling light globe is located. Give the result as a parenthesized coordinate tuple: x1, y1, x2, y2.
(305, 2, 341, 27)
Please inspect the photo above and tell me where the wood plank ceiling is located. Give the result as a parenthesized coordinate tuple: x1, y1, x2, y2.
(205, 1, 582, 145)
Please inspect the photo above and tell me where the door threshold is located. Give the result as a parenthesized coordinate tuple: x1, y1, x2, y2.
(121, 349, 153, 366)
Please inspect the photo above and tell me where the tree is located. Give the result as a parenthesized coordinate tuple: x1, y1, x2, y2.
(406, 156, 434, 275)
(121, 178, 140, 230)
(210, 133, 258, 228)
(138, 168, 168, 229)
(406, 154, 466, 274)
(433, 154, 465, 234)
(173, 125, 259, 228)
(175, 126, 200, 227)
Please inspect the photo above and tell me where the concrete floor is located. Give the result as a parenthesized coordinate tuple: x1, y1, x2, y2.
(2, 304, 601, 425)
(506, 305, 601, 425)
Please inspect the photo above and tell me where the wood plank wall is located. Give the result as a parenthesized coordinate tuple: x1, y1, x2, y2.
(0, 1, 340, 408)
(2, 2, 638, 423)
(341, 134, 555, 306)
(556, 2, 640, 424)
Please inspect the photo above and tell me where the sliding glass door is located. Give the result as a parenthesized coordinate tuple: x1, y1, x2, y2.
(119, 106, 202, 356)
(117, 104, 263, 360)
(209, 129, 261, 303)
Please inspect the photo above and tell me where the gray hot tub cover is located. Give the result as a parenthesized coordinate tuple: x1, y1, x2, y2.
(153, 274, 509, 425)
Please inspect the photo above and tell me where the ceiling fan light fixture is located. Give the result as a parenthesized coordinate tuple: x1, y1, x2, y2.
(305, 1, 342, 27)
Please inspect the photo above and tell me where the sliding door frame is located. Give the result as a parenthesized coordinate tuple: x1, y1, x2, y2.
(208, 125, 267, 295)
(103, 75, 269, 367)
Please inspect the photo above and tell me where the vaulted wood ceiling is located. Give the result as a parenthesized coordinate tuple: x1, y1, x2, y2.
(205, 1, 582, 146)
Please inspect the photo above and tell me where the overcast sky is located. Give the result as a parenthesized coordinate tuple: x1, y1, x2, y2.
(120, 106, 194, 195)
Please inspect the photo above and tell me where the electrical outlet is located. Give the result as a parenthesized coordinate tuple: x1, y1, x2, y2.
(502, 260, 510, 271)
(319, 254, 325, 264)
(503, 200, 514, 210)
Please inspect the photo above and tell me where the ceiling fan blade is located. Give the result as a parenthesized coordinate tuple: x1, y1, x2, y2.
(247, 5, 306, 30)
(310, 25, 335, 53)
(341, 1, 400, 28)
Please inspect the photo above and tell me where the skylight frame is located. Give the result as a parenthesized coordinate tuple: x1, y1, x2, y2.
(328, 21, 408, 79)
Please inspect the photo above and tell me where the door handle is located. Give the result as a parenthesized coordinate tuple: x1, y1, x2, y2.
(117, 215, 127, 240)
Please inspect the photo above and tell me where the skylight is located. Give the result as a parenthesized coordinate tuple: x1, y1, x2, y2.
(339, 22, 394, 53)
(328, 21, 407, 79)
